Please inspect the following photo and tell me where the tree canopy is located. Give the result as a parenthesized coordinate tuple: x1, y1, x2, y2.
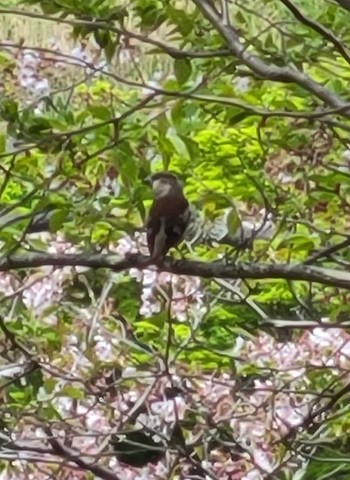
(1, 0, 350, 479)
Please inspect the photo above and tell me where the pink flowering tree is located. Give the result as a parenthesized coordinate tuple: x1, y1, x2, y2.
(0, 0, 350, 479)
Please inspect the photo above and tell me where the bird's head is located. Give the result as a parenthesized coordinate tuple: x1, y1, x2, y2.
(146, 171, 183, 198)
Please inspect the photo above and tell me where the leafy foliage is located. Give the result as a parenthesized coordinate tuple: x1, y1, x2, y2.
(1, 0, 350, 479)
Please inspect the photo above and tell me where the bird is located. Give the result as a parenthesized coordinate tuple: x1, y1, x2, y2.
(146, 171, 190, 263)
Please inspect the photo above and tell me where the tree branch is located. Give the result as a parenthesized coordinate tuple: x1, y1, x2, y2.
(0, 8, 230, 59)
(191, 0, 350, 111)
(334, 0, 350, 13)
(1, 253, 350, 290)
(279, 0, 350, 66)
(303, 238, 350, 265)
(5, 41, 350, 122)
(2, 7, 349, 113)
(2, 42, 350, 163)
(43, 426, 120, 480)
(0, 429, 120, 480)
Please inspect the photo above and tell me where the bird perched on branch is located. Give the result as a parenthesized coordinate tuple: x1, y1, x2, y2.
(146, 171, 190, 263)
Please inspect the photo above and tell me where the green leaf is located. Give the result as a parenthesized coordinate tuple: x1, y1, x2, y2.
(88, 105, 111, 120)
(168, 133, 189, 159)
(104, 38, 118, 63)
(0, 99, 18, 123)
(174, 59, 192, 85)
(225, 206, 240, 236)
(179, 135, 199, 161)
(61, 386, 84, 400)
(49, 209, 69, 232)
(9, 390, 27, 401)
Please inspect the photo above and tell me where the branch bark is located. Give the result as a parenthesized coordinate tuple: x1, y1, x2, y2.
(2, 253, 350, 290)
(191, 0, 350, 112)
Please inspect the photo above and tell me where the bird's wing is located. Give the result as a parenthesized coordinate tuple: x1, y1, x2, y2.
(146, 195, 189, 258)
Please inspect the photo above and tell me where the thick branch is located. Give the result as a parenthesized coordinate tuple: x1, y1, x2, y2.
(2, 253, 350, 289)
(191, 0, 350, 111)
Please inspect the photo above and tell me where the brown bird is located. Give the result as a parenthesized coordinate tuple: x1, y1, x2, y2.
(146, 171, 190, 263)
